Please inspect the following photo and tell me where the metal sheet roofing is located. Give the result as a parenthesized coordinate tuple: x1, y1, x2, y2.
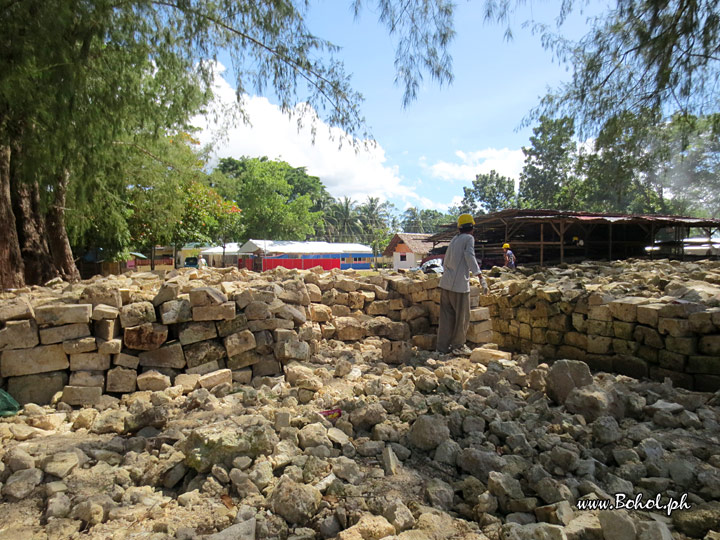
(238, 239, 372, 255)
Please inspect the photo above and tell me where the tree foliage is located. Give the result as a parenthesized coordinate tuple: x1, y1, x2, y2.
(461, 170, 516, 214)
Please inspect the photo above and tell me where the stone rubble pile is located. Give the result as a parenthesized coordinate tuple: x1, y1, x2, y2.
(482, 258, 720, 391)
(0, 265, 491, 407)
(0, 345, 718, 540)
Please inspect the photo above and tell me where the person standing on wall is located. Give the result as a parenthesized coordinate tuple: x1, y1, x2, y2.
(503, 243, 516, 269)
(436, 213, 486, 355)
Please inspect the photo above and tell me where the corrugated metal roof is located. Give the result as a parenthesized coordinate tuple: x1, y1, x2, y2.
(239, 239, 372, 255)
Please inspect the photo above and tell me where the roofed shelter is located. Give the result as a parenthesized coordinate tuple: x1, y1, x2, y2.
(383, 233, 438, 270)
(428, 209, 720, 267)
(237, 239, 373, 271)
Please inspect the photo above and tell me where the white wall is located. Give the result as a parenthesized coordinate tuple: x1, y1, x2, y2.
(393, 252, 417, 270)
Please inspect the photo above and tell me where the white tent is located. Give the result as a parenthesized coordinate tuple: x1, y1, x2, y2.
(200, 242, 242, 256)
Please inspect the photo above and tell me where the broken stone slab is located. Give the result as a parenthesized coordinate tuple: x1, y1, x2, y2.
(178, 321, 218, 345)
(79, 284, 122, 308)
(159, 298, 192, 325)
(91, 304, 119, 320)
(184, 340, 226, 368)
(61, 385, 102, 406)
(1, 344, 69, 377)
(224, 330, 257, 357)
(106, 367, 137, 393)
(198, 369, 232, 390)
(62, 336, 97, 354)
(119, 301, 156, 328)
(0, 298, 34, 323)
(274, 340, 311, 362)
(136, 370, 171, 391)
(545, 359, 593, 404)
(189, 286, 228, 307)
(138, 342, 186, 369)
(2, 468, 43, 499)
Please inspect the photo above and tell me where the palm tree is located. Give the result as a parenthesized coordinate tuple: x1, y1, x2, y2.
(330, 197, 362, 242)
(402, 207, 424, 233)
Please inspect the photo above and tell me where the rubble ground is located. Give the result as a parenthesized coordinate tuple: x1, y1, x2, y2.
(1, 343, 719, 540)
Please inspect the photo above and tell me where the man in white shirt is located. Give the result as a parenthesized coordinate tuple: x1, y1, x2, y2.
(437, 213, 485, 355)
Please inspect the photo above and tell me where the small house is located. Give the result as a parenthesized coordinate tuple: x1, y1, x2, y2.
(383, 233, 435, 270)
(236, 240, 374, 271)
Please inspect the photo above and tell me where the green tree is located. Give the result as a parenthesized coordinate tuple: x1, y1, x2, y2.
(518, 116, 581, 210)
(215, 157, 320, 241)
(326, 197, 363, 242)
(0, 0, 457, 288)
(461, 170, 517, 214)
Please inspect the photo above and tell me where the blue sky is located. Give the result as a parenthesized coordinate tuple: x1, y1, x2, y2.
(195, 1, 603, 213)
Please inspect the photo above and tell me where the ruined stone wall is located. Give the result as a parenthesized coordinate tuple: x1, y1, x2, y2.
(480, 259, 720, 392)
(0, 268, 491, 406)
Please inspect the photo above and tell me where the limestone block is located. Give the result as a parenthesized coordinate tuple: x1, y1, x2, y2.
(244, 301, 271, 320)
(693, 373, 720, 392)
(612, 339, 639, 355)
(189, 287, 228, 307)
(224, 329, 257, 357)
(608, 297, 649, 322)
(183, 339, 226, 368)
(251, 356, 282, 377)
(587, 335, 612, 355)
(274, 304, 307, 325)
(658, 302, 704, 318)
(114, 352, 139, 369)
(152, 282, 180, 307)
(532, 327, 548, 344)
(215, 314, 249, 338)
(1, 344, 69, 377)
(335, 317, 365, 341)
(331, 304, 351, 317)
(634, 325, 664, 348)
(62, 336, 96, 354)
(687, 355, 720, 375)
(61, 385, 102, 406)
(0, 319, 39, 350)
(106, 367, 137, 393)
(613, 321, 635, 340)
(586, 320, 613, 337)
(35, 304, 91, 326)
(69, 353, 110, 371)
(381, 340, 412, 364)
(232, 369, 252, 385)
(468, 325, 493, 344)
(469, 307, 490, 322)
(192, 302, 236, 322)
(699, 335, 720, 356)
(412, 334, 436, 350)
(274, 340, 310, 362)
(564, 332, 588, 350)
(79, 284, 122, 308)
(91, 304, 119, 321)
(658, 317, 693, 337)
(123, 323, 168, 351)
(571, 313, 587, 333)
(0, 298, 34, 322)
(658, 350, 686, 371)
(138, 342, 186, 369)
(688, 310, 717, 333)
(160, 298, 192, 325)
(186, 360, 220, 375)
(588, 305, 612, 322)
(69, 371, 105, 387)
(665, 336, 696, 355)
(94, 319, 120, 341)
(247, 318, 295, 332)
(612, 356, 648, 379)
(97, 338, 122, 355)
(174, 373, 200, 393)
(119, 301, 156, 328)
(136, 371, 171, 391)
(518, 323, 532, 340)
(39, 323, 91, 345)
(470, 348, 511, 364)
(310, 303, 333, 322)
(6, 371, 68, 405)
(227, 350, 263, 370)
(198, 369, 232, 389)
(178, 321, 218, 345)
(636, 303, 664, 327)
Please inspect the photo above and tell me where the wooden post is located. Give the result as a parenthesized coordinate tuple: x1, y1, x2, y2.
(540, 223, 544, 267)
(650, 223, 655, 260)
(560, 221, 565, 263)
(608, 223, 612, 260)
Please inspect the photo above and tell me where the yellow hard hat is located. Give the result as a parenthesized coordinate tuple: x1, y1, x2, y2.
(503, 243, 510, 249)
(572, 236, 579, 241)
(457, 214, 475, 227)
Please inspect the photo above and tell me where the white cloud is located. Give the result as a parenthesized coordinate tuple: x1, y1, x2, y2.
(425, 148, 525, 183)
(192, 65, 418, 204)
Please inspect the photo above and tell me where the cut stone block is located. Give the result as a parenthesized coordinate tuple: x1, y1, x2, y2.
(215, 314, 249, 338)
(224, 330, 257, 357)
(94, 319, 120, 340)
(79, 284, 122, 308)
(106, 367, 137, 393)
(470, 348, 512, 364)
(123, 323, 168, 351)
(608, 297, 649, 322)
(175, 373, 201, 393)
(136, 371, 171, 391)
(69, 371, 105, 387)
(411, 334, 436, 350)
(114, 352, 139, 369)
(0, 298, 34, 322)
(247, 318, 295, 332)
(232, 369, 253, 385)
(91, 304, 119, 321)
(1, 344, 69, 377)
(183, 339, 226, 368)
(160, 298, 192, 325)
(138, 342, 186, 369)
(61, 385, 102, 406)
(119, 301, 156, 328)
(198, 368, 232, 389)
(178, 321, 217, 345)
(467, 324, 493, 344)
(62, 336, 97, 354)
(186, 360, 220, 376)
(636, 303, 665, 327)
(381, 340, 412, 364)
(192, 302, 236, 321)
(6, 371, 68, 405)
(35, 304, 91, 326)
(153, 282, 180, 307)
(470, 307, 491, 321)
(189, 287, 228, 307)
(69, 353, 110, 371)
(699, 335, 720, 356)
(275, 340, 310, 362)
(97, 338, 122, 354)
(0, 319, 39, 350)
(227, 350, 263, 370)
(39, 323, 91, 345)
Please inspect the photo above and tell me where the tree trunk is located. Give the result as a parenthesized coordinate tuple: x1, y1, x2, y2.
(150, 245, 155, 271)
(12, 178, 58, 285)
(0, 144, 25, 289)
(46, 170, 81, 282)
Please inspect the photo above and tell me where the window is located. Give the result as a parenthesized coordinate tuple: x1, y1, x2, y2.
(400, 254, 407, 262)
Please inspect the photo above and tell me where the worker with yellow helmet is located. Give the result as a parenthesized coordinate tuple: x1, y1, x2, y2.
(437, 213, 486, 355)
(503, 243, 516, 269)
